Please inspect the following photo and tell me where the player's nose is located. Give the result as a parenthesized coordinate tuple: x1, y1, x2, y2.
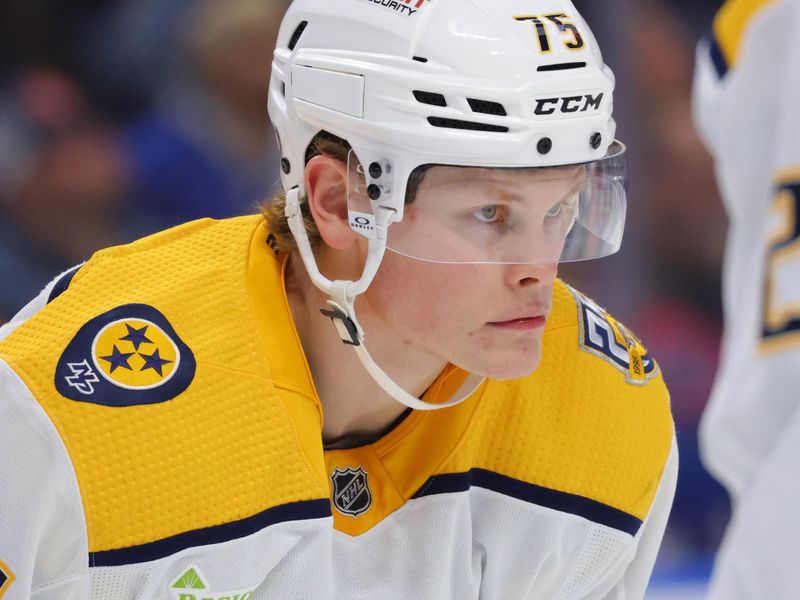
(503, 261, 558, 289)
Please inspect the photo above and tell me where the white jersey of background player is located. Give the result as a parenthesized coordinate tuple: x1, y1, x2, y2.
(694, 0, 800, 597)
(0, 1, 676, 598)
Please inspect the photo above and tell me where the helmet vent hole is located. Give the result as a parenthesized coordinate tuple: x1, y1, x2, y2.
(537, 62, 587, 72)
(412, 56, 429, 63)
(427, 117, 509, 133)
(467, 99, 507, 116)
(413, 91, 447, 107)
(288, 21, 308, 51)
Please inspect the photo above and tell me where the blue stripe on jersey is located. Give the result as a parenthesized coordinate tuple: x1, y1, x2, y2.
(413, 469, 642, 536)
(89, 499, 332, 567)
(706, 30, 729, 78)
(47, 265, 82, 304)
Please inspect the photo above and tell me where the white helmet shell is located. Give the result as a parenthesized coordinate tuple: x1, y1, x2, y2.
(269, 0, 617, 208)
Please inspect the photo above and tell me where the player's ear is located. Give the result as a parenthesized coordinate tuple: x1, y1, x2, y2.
(305, 156, 357, 250)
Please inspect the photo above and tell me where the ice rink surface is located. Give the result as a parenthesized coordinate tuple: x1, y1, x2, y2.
(645, 557, 712, 600)
(646, 582, 708, 600)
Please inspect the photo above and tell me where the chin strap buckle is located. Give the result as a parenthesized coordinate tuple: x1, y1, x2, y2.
(321, 302, 362, 346)
(321, 281, 363, 347)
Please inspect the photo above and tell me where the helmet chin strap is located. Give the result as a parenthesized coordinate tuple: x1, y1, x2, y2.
(284, 187, 485, 411)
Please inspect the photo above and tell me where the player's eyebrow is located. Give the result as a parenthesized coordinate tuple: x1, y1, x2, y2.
(492, 172, 587, 206)
(559, 177, 587, 203)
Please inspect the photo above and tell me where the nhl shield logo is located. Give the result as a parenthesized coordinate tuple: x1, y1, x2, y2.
(331, 467, 372, 517)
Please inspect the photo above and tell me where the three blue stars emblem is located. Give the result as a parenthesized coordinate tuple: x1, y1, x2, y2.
(100, 324, 173, 378)
(140, 348, 173, 376)
(56, 303, 196, 407)
(120, 324, 154, 350)
(99, 345, 135, 373)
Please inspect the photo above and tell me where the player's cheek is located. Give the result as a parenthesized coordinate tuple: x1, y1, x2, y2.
(422, 269, 491, 341)
(372, 258, 484, 338)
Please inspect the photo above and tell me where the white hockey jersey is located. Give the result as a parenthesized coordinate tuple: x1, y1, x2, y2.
(694, 0, 800, 502)
(0, 216, 675, 599)
(694, 0, 800, 597)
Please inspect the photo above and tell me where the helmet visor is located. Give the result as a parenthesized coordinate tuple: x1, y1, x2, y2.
(347, 141, 626, 265)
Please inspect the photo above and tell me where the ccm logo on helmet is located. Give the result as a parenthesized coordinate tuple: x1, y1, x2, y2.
(533, 92, 604, 116)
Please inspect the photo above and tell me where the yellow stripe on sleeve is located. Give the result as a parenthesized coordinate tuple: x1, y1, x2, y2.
(713, 0, 777, 68)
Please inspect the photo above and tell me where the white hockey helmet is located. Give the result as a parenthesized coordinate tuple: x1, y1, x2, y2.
(267, 0, 626, 410)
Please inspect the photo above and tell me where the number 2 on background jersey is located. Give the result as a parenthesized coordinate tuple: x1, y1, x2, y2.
(514, 13, 585, 54)
(762, 174, 800, 348)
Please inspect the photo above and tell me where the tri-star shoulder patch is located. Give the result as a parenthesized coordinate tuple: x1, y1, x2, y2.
(55, 304, 196, 407)
(0, 559, 15, 598)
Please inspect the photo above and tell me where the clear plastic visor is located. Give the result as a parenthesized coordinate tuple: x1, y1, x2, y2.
(347, 141, 627, 264)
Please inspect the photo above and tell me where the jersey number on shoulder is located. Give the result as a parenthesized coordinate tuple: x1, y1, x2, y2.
(762, 174, 800, 348)
(570, 287, 658, 385)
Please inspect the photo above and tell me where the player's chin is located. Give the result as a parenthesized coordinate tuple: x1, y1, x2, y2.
(464, 345, 544, 381)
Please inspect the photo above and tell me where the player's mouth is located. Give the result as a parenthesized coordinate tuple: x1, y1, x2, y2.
(487, 314, 548, 331)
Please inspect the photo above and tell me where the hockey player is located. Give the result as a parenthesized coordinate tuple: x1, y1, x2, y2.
(0, 1, 676, 598)
(693, 0, 800, 598)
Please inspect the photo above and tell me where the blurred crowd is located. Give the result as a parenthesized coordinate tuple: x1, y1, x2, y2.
(0, 0, 290, 319)
(0, 0, 728, 576)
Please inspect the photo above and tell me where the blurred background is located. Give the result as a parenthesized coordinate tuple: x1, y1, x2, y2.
(0, 1, 727, 596)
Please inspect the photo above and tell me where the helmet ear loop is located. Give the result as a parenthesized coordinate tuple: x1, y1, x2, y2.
(285, 187, 334, 294)
(285, 183, 390, 343)
(318, 211, 393, 350)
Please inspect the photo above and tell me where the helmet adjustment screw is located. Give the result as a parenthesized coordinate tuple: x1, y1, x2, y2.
(369, 162, 383, 179)
(590, 132, 603, 150)
(367, 184, 382, 200)
(537, 137, 553, 155)
(281, 158, 291, 174)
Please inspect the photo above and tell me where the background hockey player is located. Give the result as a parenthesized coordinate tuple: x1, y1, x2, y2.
(693, 0, 800, 598)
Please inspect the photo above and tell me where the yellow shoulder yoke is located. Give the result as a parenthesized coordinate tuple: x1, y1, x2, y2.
(441, 280, 673, 521)
(714, 0, 777, 69)
(0, 216, 329, 554)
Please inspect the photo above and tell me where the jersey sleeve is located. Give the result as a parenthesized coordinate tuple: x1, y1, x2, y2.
(602, 436, 678, 600)
(0, 267, 90, 599)
(0, 360, 89, 599)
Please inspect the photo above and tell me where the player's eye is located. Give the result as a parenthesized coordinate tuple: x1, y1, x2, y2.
(545, 203, 563, 219)
(473, 205, 502, 223)
(546, 194, 578, 219)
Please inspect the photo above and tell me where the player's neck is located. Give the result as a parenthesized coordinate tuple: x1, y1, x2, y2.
(284, 254, 446, 446)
